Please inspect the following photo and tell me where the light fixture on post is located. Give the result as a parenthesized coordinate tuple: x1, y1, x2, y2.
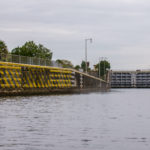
(85, 38, 92, 73)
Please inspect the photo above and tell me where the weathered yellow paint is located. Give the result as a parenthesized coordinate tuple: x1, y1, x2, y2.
(0, 66, 21, 69)
(0, 62, 75, 89)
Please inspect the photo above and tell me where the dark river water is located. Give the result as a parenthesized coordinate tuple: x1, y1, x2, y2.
(0, 89, 150, 150)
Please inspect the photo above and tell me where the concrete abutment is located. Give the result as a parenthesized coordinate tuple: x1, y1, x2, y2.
(0, 62, 109, 96)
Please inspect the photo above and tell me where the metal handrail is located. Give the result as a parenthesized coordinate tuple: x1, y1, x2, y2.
(0, 53, 62, 67)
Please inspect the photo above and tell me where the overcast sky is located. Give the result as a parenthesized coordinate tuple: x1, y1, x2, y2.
(1, 0, 150, 70)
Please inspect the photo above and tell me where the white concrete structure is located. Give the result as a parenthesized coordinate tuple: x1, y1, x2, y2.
(111, 70, 150, 88)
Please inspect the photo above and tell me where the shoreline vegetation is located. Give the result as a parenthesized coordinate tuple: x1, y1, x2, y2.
(0, 40, 110, 78)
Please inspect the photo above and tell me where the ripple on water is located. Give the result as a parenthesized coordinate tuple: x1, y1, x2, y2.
(0, 89, 150, 150)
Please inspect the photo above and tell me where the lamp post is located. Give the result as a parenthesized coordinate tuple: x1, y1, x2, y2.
(85, 38, 92, 73)
(99, 57, 100, 78)
(103, 57, 107, 76)
(99, 57, 104, 78)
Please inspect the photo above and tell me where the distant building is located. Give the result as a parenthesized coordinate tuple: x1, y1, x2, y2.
(111, 70, 150, 88)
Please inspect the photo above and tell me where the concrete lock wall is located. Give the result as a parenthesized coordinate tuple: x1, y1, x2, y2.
(111, 70, 150, 88)
(74, 71, 109, 90)
(0, 62, 108, 96)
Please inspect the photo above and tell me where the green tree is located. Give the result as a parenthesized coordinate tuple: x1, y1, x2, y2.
(0, 40, 8, 54)
(81, 60, 90, 72)
(56, 59, 74, 68)
(95, 60, 110, 77)
(81, 61, 86, 71)
(11, 41, 52, 60)
(36, 44, 52, 60)
(74, 65, 80, 70)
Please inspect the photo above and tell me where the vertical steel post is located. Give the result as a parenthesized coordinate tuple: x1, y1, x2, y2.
(85, 39, 87, 73)
(85, 38, 92, 74)
(19, 55, 21, 63)
(99, 57, 100, 78)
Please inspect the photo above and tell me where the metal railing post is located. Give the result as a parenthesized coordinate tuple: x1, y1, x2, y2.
(30, 57, 32, 65)
(0, 53, 55, 67)
(39, 58, 40, 65)
(19, 55, 21, 63)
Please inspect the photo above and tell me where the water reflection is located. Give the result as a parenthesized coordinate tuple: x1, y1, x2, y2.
(0, 89, 150, 150)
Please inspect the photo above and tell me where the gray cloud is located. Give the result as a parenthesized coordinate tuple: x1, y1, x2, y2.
(1, 0, 150, 69)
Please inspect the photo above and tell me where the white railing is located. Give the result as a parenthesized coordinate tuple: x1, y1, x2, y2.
(0, 53, 62, 67)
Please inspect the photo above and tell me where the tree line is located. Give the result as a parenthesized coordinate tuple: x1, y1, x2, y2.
(0, 40, 110, 78)
(0, 40, 53, 60)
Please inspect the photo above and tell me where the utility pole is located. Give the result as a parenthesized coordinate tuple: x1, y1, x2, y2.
(103, 57, 107, 80)
(85, 38, 92, 73)
(99, 57, 101, 78)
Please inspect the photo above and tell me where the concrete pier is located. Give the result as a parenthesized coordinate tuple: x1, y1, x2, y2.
(0, 62, 109, 96)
